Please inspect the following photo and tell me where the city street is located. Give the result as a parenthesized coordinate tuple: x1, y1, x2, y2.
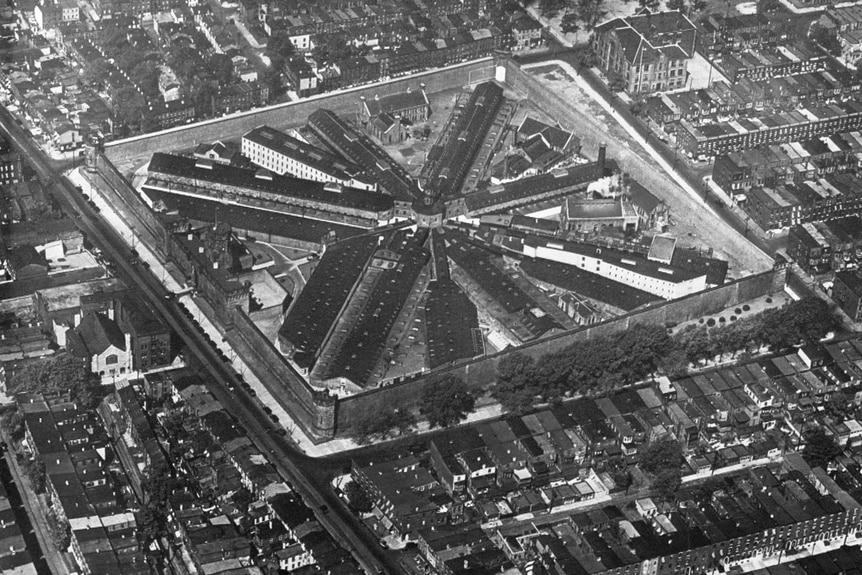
(0, 106, 400, 575)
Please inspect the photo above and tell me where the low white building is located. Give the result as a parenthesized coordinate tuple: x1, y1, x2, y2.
(241, 125, 376, 191)
(518, 236, 707, 300)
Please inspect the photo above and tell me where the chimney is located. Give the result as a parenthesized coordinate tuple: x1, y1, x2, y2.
(598, 143, 607, 174)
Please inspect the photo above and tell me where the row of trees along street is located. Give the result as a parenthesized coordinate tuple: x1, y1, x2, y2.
(495, 296, 837, 414)
(347, 297, 836, 445)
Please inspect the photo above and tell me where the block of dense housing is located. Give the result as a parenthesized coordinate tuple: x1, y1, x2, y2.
(241, 125, 376, 191)
(98, 386, 168, 501)
(352, 456, 449, 537)
(697, 12, 790, 56)
(818, 4, 862, 33)
(362, 336, 862, 573)
(787, 215, 862, 274)
(129, 367, 361, 574)
(679, 101, 862, 158)
(12, 282, 170, 383)
(833, 270, 862, 321)
(647, 69, 862, 129)
(0, 141, 21, 187)
(515, 461, 862, 575)
(357, 85, 432, 144)
(740, 173, 862, 231)
(0, 478, 37, 575)
(417, 525, 511, 574)
(0, 218, 83, 253)
(592, 10, 697, 96)
(19, 393, 149, 575)
(711, 131, 862, 196)
(713, 45, 827, 83)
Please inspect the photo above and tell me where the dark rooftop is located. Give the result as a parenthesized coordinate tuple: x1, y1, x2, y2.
(307, 109, 420, 201)
(324, 230, 430, 385)
(147, 189, 367, 243)
(519, 258, 661, 312)
(280, 234, 381, 369)
(146, 152, 393, 215)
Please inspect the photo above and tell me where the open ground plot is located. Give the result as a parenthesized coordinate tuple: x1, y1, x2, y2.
(523, 63, 772, 278)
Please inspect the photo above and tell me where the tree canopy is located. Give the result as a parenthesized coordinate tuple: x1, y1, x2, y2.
(652, 468, 682, 502)
(802, 427, 841, 469)
(207, 54, 234, 86)
(312, 31, 358, 67)
(352, 405, 415, 444)
(266, 28, 297, 71)
(492, 297, 838, 416)
(344, 480, 373, 513)
(9, 354, 100, 410)
(494, 352, 538, 414)
(639, 437, 684, 475)
(560, 13, 580, 34)
(420, 376, 476, 429)
(810, 26, 842, 57)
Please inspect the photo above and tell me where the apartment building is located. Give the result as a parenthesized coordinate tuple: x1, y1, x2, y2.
(593, 10, 697, 95)
(741, 173, 862, 231)
(679, 101, 862, 158)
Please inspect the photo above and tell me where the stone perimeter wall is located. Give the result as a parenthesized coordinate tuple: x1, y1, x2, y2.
(103, 58, 496, 166)
(333, 266, 784, 434)
(95, 55, 783, 441)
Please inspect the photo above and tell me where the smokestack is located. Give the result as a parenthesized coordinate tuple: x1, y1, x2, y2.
(598, 143, 607, 174)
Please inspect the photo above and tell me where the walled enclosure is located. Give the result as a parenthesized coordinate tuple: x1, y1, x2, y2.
(96, 56, 781, 441)
(103, 59, 496, 166)
(333, 267, 783, 434)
